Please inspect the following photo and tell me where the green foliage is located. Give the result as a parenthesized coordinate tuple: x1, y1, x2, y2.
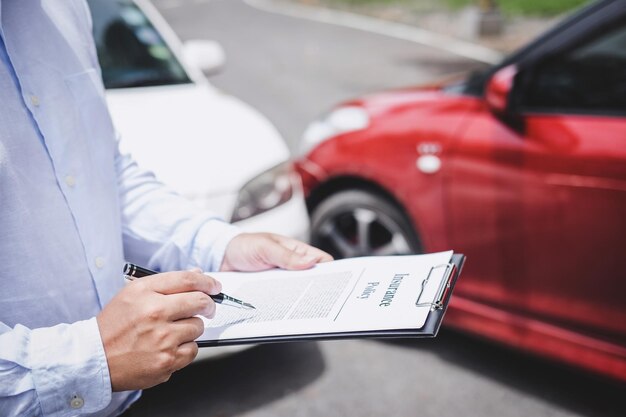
(325, 0, 591, 16)
(446, 0, 590, 16)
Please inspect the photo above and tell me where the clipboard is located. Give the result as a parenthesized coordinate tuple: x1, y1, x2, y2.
(197, 253, 465, 347)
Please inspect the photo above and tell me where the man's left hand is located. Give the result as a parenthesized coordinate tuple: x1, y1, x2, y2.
(220, 233, 333, 272)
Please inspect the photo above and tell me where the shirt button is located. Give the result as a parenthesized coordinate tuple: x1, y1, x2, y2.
(30, 95, 40, 107)
(70, 395, 84, 409)
(65, 175, 76, 187)
(95, 257, 105, 269)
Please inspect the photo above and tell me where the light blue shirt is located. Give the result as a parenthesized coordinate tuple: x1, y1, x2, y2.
(0, 1, 240, 416)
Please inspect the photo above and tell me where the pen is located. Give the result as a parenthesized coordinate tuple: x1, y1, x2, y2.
(123, 263, 256, 310)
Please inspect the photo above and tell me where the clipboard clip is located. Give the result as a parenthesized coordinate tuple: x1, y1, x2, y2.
(415, 263, 455, 311)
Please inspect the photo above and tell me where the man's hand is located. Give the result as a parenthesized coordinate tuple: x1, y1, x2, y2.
(220, 232, 333, 272)
(96, 271, 221, 391)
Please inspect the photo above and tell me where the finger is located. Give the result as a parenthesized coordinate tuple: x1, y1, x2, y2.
(165, 317, 204, 350)
(272, 234, 333, 261)
(262, 237, 324, 270)
(172, 341, 199, 372)
(144, 271, 222, 296)
(271, 235, 334, 269)
(302, 245, 334, 263)
(162, 291, 216, 321)
(173, 317, 205, 342)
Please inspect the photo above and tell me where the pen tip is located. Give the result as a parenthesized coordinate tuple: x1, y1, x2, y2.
(244, 303, 256, 310)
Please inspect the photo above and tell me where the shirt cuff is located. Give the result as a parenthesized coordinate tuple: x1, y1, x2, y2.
(29, 317, 112, 416)
(192, 219, 242, 272)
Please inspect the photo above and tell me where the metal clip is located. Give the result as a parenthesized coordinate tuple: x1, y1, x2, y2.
(415, 263, 453, 311)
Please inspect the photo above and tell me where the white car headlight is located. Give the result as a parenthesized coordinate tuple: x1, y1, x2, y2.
(299, 106, 370, 156)
(231, 162, 296, 222)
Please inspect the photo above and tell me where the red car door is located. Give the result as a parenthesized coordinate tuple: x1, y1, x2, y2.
(514, 114, 626, 337)
(445, 100, 535, 317)
(513, 21, 626, 342)
(447, 19, 626, 359)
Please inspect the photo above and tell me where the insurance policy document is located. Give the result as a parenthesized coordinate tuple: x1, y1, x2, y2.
(198, 251, 454, 343)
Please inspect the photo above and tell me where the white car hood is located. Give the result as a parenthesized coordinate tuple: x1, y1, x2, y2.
(105, 84, 288, 200)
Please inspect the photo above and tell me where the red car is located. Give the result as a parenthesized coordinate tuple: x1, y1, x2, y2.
(296, 0, 626, 381)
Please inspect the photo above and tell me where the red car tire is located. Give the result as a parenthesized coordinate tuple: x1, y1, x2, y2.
(310, 189, 421, 260)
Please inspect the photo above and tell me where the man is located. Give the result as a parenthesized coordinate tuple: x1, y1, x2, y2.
(0, 1, 331, 416)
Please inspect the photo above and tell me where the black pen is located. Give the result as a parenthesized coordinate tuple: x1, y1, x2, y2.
(123, 263, 256, 310)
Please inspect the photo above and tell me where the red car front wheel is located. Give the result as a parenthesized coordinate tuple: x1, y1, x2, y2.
(310, 189, 421, 260)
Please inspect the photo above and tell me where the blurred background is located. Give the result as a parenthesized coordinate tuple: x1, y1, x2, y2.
(90, 0, 626, 415)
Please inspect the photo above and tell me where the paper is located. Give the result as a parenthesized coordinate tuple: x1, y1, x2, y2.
(198, 251, 454, 343)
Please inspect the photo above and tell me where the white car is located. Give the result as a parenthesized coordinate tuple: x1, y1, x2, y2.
(87, 0, 309, 356)
(89, 0, 308, 238)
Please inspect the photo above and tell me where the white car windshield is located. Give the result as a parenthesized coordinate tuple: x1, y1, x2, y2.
(88, 0, 191, 89)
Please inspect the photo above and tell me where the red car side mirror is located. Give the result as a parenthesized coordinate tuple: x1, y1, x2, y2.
(485, 64, 518, 114)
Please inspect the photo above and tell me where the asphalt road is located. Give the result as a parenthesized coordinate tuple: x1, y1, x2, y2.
(152, 0, 485, 151)
(130, 0, 626, 416)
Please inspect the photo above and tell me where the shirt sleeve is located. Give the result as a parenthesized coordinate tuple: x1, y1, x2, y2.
(71, 0, 240, 273)
(114, 134, 241, 273)
(0, 318, 112, 417)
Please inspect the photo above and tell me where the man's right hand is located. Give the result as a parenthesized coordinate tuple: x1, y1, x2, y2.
(96, 271, 221, 391)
